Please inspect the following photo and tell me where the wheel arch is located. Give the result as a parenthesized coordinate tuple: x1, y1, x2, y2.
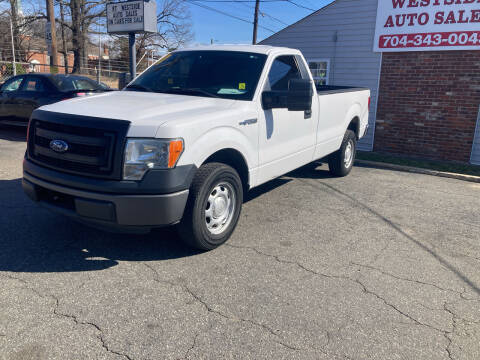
(343, 102, 362, 140)
(202, 148, 250, 192)
(348, 116, 361, 139)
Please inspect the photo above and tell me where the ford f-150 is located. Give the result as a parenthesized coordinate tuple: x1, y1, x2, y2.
(22, 45, 370, 250)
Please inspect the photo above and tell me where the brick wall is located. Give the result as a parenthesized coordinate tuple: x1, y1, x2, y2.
(28, 52, 75, 74)
(374, 51, 480, 163)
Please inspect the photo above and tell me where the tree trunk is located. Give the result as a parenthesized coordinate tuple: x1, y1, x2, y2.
(70, 0, 85, 73)
(9, 0, 22, 61)
(72, 33, 85, 73)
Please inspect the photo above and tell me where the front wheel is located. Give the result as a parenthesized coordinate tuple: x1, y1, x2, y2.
(178, 162, 243, 251)
(328, 130, 357, 177)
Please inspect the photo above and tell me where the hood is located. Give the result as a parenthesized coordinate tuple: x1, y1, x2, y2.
(39, 91, 237, 137)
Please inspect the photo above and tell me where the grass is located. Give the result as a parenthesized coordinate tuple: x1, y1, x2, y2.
(356, 151, 480, 177)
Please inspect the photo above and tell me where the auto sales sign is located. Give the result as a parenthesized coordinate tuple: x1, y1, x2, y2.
(374, 0, 480, 52)
(107, 0, 157, 34)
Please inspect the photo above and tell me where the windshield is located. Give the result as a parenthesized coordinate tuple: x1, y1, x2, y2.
(125, 50, 268, 101)
(53, 75, 102, 92)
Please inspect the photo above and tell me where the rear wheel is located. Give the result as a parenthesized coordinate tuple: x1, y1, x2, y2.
(328, 130, 357, 177)
(178, 162, 243, 251)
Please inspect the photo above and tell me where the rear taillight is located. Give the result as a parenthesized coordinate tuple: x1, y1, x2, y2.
(368, 97, 371, 110)
(75, 92, 87, 97)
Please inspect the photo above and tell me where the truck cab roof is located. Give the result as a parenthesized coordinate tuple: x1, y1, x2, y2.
(175, 44, 302, 56)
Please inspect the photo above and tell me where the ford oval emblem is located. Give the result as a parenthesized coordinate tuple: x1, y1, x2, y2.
(49, 139, 69, 153)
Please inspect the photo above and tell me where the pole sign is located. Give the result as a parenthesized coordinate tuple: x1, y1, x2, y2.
(45, 21, 52, 56)
(106, 0, 157, 34)
(374, 0, 480, 52)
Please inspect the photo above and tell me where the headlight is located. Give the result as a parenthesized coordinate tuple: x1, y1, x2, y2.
(123, 138, 184, 180)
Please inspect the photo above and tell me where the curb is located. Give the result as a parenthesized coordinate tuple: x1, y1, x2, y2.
(355, 159, 480, 184)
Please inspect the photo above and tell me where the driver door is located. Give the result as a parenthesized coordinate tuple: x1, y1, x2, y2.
(256, 55, 316, 185)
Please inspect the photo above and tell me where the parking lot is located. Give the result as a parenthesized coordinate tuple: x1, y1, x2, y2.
(0, 126, 479, 360)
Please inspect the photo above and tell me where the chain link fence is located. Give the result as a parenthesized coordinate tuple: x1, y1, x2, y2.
(0, 61, 132, 89)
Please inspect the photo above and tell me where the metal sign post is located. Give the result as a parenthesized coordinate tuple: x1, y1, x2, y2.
(45, 22, 52, 56)
(106, 0, 157, 81)
(129, 33, 136, 81)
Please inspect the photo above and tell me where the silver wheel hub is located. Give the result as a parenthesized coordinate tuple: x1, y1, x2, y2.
(344, 140, 354, 168)
(213, 197, 227, 217)
(205, 182, 236, 235)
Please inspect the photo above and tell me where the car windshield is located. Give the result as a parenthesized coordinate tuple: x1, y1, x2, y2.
(53, 75, 101, 92)
(125, 50, 268, 101)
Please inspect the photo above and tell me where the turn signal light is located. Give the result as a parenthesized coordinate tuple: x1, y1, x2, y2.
(168, 140, 184, 168)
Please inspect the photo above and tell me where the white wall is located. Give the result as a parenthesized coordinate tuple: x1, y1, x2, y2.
(260, 0, 381, 151)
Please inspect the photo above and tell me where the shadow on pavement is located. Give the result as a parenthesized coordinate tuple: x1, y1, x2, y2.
(0, 178, 201, 273)
(287, 161, 333, 180)
(0, 125, 27, 142)
(0, 172, 298, 273)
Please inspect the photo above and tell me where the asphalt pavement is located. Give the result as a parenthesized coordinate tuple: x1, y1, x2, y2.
(0, 126, 479, 360)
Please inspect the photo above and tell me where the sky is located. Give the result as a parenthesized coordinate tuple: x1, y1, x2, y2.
(185, 0, 335, 45)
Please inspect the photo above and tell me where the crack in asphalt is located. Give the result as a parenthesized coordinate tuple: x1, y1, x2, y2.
(351, 262, 463, 296)
(182, 321, 218, 360)
(443, 303, 457, 360)
(142, 263, 306, 353)
(353, 277, 448, 333)
(224, 243, 460, 359)
(297, 178, 480, 298)
(225, 243, 340, 279)
(52, 299, 134, 360)
(258, 176, 480, 359)
(0, 273, 134, 360)
(183, 330, 200, 360)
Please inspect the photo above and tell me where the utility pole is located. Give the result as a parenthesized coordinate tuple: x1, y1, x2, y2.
(46, 0, 58, 72)
(252, 0, 260, 45)
(58, 0, 69, 73)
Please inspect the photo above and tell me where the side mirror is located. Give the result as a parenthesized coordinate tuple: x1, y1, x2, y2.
(262, 90, 288, 110)
(286, 78, 313, 112)
(262, 78, 313, 111)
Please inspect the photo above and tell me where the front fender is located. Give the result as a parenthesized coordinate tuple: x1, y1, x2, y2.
(177, 125, 256, 176)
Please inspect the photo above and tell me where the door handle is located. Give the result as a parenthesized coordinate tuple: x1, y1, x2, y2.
(304, 109, 312, 119)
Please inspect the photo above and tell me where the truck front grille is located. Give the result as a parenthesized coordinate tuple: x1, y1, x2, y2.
(27, 113, 130, 179)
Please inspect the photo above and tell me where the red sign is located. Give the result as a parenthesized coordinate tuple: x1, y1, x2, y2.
(374, 0, 480, 52)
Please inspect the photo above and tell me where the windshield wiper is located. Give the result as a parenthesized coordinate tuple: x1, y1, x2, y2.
(125, 84, 153, 92)
(163, 88, 220, 99)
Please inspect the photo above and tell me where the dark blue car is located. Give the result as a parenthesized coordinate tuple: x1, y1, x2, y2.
(0, 74, 112, 127)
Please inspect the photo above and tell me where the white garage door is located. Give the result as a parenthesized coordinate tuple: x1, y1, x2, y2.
(471, 107, 480, 165)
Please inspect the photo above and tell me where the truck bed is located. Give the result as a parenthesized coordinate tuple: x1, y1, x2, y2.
(316, 85, 370, 95)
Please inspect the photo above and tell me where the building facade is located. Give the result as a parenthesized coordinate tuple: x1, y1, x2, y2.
(261, 0, 480, 164)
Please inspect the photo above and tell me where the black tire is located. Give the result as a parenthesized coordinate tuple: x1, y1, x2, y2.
(178, 162, 243, 251)
(328, 130, 357, 177)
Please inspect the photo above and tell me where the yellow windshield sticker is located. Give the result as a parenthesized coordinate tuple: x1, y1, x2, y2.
(239, 83, 246, 90)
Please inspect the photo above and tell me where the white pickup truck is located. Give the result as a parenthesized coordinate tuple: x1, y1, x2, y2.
(23, 45, 370, 250)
